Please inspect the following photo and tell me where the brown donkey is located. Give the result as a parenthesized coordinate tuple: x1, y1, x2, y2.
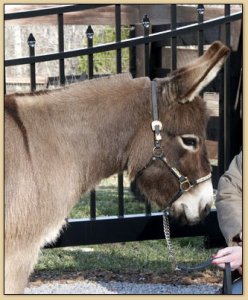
(5, 41, 229, 293)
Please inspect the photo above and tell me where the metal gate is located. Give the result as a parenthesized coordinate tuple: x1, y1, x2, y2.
(4, 4, 243, 248)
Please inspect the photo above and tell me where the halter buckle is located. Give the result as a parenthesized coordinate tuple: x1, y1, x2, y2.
(179, 177, 192, 192)
(151, 120, 163, 131)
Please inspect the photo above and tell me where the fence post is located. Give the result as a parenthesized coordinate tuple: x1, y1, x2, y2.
(90, 189, 96, 219)
(4, 67, 6, 95)
(129, 26, 136, 78)
(142, 16, 152, 215)
(58, 13, 65, 86)
(115, 4, 124, 217)
(197, 4, 204, 56)
(219, 5, 232, 176)
(86, 25, 94, 79)
(197, 4, 205, 56)
(142, 14, 150, 77)
(170, 4, 177, 71)
(115, 4, 122, 74)
(86, 25, 96, 219)
(27, 33, 36, 92)
(197, 5, 204, 99)
(223, 4, 231, 170)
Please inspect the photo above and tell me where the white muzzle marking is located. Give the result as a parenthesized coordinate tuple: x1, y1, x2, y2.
(171, 179, 213, 223)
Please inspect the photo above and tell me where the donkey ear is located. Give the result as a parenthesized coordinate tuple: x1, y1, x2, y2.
(167, 41, 230, 103)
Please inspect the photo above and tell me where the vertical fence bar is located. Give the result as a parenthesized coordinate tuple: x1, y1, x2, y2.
(86, 25, 96, 219)
(197, 4, 204, 56)
(223, 4, 231, 170)
(58, 13, 65, 86)
(142, 14, 151, 214)
(115, 4, 122, 74)
(86, 25, 94, 79)
(218, 5, 231, 177)
(90, 189, 96, 219)
(115, 5, 124, 217)
(197, 5, 204, 101)
(27, 33, 36, 92)
(118, 174, 124, 217)
(129, 25, 136, 78)
(142, 14, 150, 77)
(170, 4, 177, 71)
(4, 67, 6, 95)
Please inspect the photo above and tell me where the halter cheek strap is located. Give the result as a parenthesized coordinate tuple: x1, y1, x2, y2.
(150, 81, 214, 273)
(137, 81, 212, 208)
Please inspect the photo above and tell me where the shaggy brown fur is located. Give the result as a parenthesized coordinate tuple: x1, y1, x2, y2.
(5, 41, 229, 294)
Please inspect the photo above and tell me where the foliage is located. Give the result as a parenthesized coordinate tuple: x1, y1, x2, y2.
(78, 25, 130, 76)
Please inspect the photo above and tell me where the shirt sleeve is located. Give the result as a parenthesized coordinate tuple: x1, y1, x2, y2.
(215, 151, 242, 245)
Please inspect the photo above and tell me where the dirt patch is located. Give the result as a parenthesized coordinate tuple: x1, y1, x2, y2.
(29, 268, 223, 287)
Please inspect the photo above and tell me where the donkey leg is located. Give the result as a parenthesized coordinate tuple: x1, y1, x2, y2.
(5, 244, 40, 294)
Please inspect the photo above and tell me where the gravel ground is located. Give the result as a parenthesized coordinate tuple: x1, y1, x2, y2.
(25, 280, 221, 294)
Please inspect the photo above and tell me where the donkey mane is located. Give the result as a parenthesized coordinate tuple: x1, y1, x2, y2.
(5, 72, 147, 105)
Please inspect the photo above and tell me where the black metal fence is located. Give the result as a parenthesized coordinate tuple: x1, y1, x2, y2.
(4, 4, 242, 248)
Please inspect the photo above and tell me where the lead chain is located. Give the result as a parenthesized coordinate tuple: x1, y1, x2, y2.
(163, 211, 179, 271)
(163, 211, 215, 272)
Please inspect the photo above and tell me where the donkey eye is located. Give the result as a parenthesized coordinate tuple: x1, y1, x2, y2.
(179, 134, 199, 151)
(182, 137, 197, 147)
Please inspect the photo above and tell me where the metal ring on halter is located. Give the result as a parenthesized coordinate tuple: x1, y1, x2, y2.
(153, 147, 164, 158)
(179, 177, 193, 192)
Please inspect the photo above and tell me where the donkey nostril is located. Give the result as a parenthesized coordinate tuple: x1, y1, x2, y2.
(181, 203, 201, 225)
(205, 203, 211, 214)
(200, 203, 211, 219)
(181, 203, 188, 210)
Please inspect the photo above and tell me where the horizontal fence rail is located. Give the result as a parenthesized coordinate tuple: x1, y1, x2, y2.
(5, 12, 242, 67)
(4, 4, 109, 20)
(46, 210, 225, 249)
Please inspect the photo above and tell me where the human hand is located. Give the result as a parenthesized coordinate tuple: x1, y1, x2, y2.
(212, 246, 242, 274)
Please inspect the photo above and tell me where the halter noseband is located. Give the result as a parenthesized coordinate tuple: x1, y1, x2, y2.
(137, 80, 211, 208)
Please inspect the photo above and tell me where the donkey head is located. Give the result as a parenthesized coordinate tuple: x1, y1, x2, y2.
(129, 41, 230, 225)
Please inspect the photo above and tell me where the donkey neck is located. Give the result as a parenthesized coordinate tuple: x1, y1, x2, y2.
(14, 74, 152, 190)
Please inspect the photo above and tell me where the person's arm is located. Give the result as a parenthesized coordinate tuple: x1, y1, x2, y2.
(215, 151, 242, 246)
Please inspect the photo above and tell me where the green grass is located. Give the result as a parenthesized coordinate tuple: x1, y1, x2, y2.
(68, 173, 160, 218)
(36, 238, 216, 276)
(34, 173, 219, 278)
